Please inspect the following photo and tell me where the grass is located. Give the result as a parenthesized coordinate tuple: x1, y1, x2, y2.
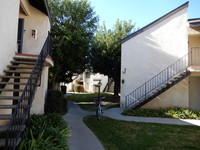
(66, 93, 120, 111)
(123, 107, 200, 120)
(84, 116, 200, 150)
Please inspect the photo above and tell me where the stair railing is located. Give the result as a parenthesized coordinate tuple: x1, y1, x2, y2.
(5, 32, 52, 149)
(125, 51, 194, 108)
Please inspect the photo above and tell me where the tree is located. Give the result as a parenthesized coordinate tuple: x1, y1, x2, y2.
(48, 0, 98, 89)
(90, 19, 135, 96)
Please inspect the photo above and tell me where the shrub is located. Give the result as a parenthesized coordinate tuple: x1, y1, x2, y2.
(74, 84, 84, 92)
(18, 113, 69, 150)
(45, 90, 67, 113)
(122, 107, 200, 119)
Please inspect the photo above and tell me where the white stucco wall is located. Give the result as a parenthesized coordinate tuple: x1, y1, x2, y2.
(0, 0, 20, 75)
(142, 78, 189, 109)
(31, 67, 49, 114)
(66, 72, 109, 93)
(19, 3, 50, 55)
(87, 73, 108, 93)
(121, 6, 189, 108)
(83, 72, 108, 93)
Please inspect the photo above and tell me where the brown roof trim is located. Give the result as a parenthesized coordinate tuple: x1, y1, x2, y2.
(122, 2, 189, 44)
(28, 0, 50, 17)
(15, 53, 52, 59)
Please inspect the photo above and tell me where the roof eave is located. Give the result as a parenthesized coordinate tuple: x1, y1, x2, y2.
(28, 0, 50, 17)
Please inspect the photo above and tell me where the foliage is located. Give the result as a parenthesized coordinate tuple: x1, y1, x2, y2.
(48, 0, 99, 87)
(90, 19, 135, 95)
(84, 116, 200, 150)
(18, 114, 69, 150)
(74, 84, 84, 92)
(45, 90, 67, 113)
(122, 107, 200, 119)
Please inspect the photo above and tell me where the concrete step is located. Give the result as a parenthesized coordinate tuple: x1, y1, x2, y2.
(0, 139, 5, 147)
(0, 89, 24, 92)
(0, 82, 27, 85)
(0, 105, 17, 109)
(13, 56, 37, 61)
(0, 114, 12, 120)
(4, 70, 38, 74)
(0, 96, 20, 100)
(11, 61, 35, 65)
(0, 125, 26, 132)
(7, 65, 35, 69)
(0, 138, 21, 147)
(0, 75, 31, 79)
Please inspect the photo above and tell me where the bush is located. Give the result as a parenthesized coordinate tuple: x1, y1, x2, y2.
(18, 113, 69, 150)
(74, 84, 84, 92)
(45, 90, 67, 114)
(122, 107, 200, 119)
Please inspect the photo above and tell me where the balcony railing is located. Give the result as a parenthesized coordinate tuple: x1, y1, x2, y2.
(125, 48, 200, 108)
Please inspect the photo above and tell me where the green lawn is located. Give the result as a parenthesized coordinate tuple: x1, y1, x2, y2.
(123, 107, 200, 120)
(66, 93, 119, 111)
(84, 116, 200, 150)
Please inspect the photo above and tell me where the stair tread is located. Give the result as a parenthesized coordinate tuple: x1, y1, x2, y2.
(7, 65, 35, 69)
(0, 138, 21, 147)
(13, 57, 37, 61)
(0, 114, 12, 119)
(4, 70, 38, 74)
(0, 139, 5, 147)
(0, 89, 24, 92)
(0, 105, 17, 109)
(0, 125, 26, 132)
(0, 76, 31, 79)
(0, 82, 27, 85)
(11, 61, 35, 65)
(0, 96, 20, 100)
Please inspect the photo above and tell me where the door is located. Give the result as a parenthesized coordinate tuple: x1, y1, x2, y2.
(189, 77, 200, 110)
(17, 18, 24, 53)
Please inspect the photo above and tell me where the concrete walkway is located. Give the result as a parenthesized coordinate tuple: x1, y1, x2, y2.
(104, 108, 200, 126)
(63, 101, 105, 150)
(63, 100, 200, 150)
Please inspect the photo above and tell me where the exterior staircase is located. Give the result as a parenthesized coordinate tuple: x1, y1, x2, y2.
(0, 34, 51, 149)
(125, 51, 196, 109)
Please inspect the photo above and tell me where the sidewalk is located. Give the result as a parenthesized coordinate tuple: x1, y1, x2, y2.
(63, 100, 200, 150)
(62, 101, 105, 150)
(104, 107, 200, 126)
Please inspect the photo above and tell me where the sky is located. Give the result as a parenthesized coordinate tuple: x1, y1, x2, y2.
(89, 0, 200, 29)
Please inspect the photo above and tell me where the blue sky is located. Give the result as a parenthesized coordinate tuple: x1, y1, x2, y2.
(89, 0, 199, 29)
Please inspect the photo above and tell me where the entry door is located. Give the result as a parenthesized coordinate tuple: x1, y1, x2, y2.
(17, 18, 24, 53)
(189, 77, 200, 110)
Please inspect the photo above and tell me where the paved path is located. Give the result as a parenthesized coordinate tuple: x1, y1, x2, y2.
(63, 100, 200, 150)
(104, 108, 200, 126)
(63, 101, 105, 150)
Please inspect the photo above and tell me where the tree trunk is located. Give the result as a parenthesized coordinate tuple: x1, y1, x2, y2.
(48, 77, 60, 90)
(114, 79, 120, 96)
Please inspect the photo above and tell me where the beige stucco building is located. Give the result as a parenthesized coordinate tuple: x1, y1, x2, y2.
(0, 0, 53, 122)
(65, 70, 114, 93)
(0, 0, 53, 148)
(121, 2, 200, 110)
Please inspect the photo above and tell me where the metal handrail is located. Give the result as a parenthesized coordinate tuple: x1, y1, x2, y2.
(5, 33, 51, 149)
(125, 51, 195, 108)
